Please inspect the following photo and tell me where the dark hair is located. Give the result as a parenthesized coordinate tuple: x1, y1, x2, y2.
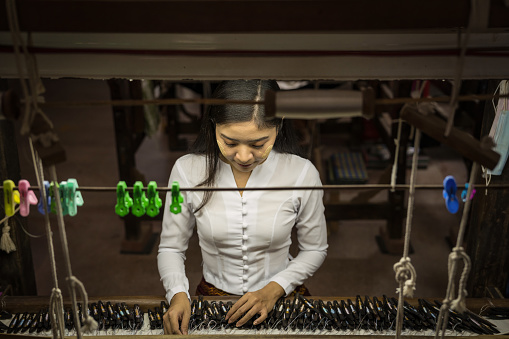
(190, 80, 301, 211)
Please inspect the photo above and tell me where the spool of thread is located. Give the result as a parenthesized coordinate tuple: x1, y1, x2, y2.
(265, 87, 374, 119)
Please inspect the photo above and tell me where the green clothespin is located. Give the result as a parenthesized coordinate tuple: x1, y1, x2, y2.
(59, 181, 69, 216)
(66, 179, 84, 217)
(115, 181, 133, 217)
(3, 179, 20, 217)
(49, 181, 60, 215)
(146, 181, 162, 217)
(132, 181, 148, 217)
(170, 181, 184, 214)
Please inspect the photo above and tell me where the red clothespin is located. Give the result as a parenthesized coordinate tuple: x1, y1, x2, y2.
(18, 180, 38, 217)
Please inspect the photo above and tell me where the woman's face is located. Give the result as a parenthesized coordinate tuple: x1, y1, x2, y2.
(215, 120, 277, 173)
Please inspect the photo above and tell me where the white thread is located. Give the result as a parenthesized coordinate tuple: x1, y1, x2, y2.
(0, 219, 16, 253)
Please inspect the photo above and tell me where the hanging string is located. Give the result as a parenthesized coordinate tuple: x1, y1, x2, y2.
(443, 0, 477, 137)
(49, 165, 98, 338)
(393, 127, 422, 339)
(434, 162, 479, 339)
(390, 117, 403, 193)
(5, 0, 54, 136)
(29, 137, 65, 339)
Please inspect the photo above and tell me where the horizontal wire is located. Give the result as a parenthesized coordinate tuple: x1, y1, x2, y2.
(35, 93, 509, 108)
(1, 183, 506, 192)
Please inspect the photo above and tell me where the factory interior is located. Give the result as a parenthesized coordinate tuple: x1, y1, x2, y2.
(0, 0, 509, 337)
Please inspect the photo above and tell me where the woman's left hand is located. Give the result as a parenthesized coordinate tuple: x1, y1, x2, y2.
(226, 281, 285, 327)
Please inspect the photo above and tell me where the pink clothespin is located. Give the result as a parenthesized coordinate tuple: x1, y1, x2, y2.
(18, 180, 38, 217)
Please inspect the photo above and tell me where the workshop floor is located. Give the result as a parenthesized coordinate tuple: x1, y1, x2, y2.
(14, 79, 468, 301)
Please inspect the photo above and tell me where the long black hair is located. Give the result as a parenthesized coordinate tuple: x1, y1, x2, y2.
(190, 80, 301, 211)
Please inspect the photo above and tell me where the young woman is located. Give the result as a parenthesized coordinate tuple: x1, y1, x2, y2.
(157, 80, 328, 334)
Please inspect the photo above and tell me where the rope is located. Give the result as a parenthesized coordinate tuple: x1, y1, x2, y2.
(390, 117, 403, 192)
(68, 276, 99, 333)
(49, 288, 65, 339)
(49, 165, 98, 338)
(434, 162, 479, 339)
(393, 128, 421, 339)
(5, 0, 53, 135)
(0, 219, 16, 253)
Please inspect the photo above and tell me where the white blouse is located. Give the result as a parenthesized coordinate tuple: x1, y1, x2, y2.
(157, 151, 328, 303)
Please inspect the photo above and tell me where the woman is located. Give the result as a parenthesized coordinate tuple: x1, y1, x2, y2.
(157, 80, 328, 335)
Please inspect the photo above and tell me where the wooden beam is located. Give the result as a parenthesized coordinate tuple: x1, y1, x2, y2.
(4, 0, 509, 34)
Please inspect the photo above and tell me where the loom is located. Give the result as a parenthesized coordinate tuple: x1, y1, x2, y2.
(1, 1, 509, 339)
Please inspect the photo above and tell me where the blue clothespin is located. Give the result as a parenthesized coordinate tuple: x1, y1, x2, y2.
(146, 181, 162, 217)
(170, 181, 184, 214)
(461, 183, 477, 202)
(442, 175, 459, 214)
(38, 181, 51, 214)
(66, 179, 84, 217)
(132, 181, 148, 217)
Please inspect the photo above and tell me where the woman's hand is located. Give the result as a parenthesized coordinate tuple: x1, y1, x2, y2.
(226, 282, 285, 327)
(163, 292, 191, 335)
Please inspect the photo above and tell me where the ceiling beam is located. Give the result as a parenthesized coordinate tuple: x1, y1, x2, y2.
(1, 0, 508, 34)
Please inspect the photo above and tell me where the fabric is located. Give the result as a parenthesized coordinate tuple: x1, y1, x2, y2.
(195, 276, 311, 297)
(158, 151, 327, 304)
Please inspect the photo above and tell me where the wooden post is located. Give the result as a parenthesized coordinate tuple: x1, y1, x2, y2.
(0, 119, 37, 295)
(108, 79, 155, 254)
(466, 81, 509, 298)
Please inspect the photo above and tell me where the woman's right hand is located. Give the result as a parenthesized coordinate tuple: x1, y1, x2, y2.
(163, 292, 191, 335)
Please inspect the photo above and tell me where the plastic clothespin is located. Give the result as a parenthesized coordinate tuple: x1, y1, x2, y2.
(59, 181, 69, 216)
(66, 179, 84, 217)
(132, 181, 148, 217)
(49, 181, 59, 214)
(461, 183, 477, 202)
(18, 180, 38, 217)
(442, 175, 459, 214)
(115, 181, 133, 217)
(38, 181, 51, 214)
(3, 180, 20, 217)
(146, 181, 162, 217)
(170, 181, 184, 214)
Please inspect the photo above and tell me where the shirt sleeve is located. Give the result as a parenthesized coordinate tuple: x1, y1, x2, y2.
(270, 161, 328, 295)
(157, 158, 196, 303)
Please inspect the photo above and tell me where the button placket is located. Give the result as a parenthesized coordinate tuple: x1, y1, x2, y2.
(241, 197, 248, 292)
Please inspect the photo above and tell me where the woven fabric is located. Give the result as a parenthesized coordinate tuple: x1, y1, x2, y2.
(196, 277, 311, 297)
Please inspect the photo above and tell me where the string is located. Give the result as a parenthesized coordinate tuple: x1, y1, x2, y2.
(29, 137, 65, 339)
(435, 162, 479, 339)
(393, 128, 421, 339)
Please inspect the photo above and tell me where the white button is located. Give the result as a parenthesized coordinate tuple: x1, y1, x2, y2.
(242, 223, 247, 229)
(242, 208, 247, 215)
(242, 255, 248, 261)
(243, 265, 248, 270)
(243, 234, 248, 240)
(243, 275, 248, 280)
(242, 246, 247, 251)
(243, 286, 248, 292)
(242, 197, 247, 204)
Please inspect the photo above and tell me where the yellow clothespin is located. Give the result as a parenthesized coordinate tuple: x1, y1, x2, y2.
(3, 180, 20, 217)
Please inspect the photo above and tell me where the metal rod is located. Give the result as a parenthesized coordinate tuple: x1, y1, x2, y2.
(35, 93, 509, 109)
(3, 183, 508, 192)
